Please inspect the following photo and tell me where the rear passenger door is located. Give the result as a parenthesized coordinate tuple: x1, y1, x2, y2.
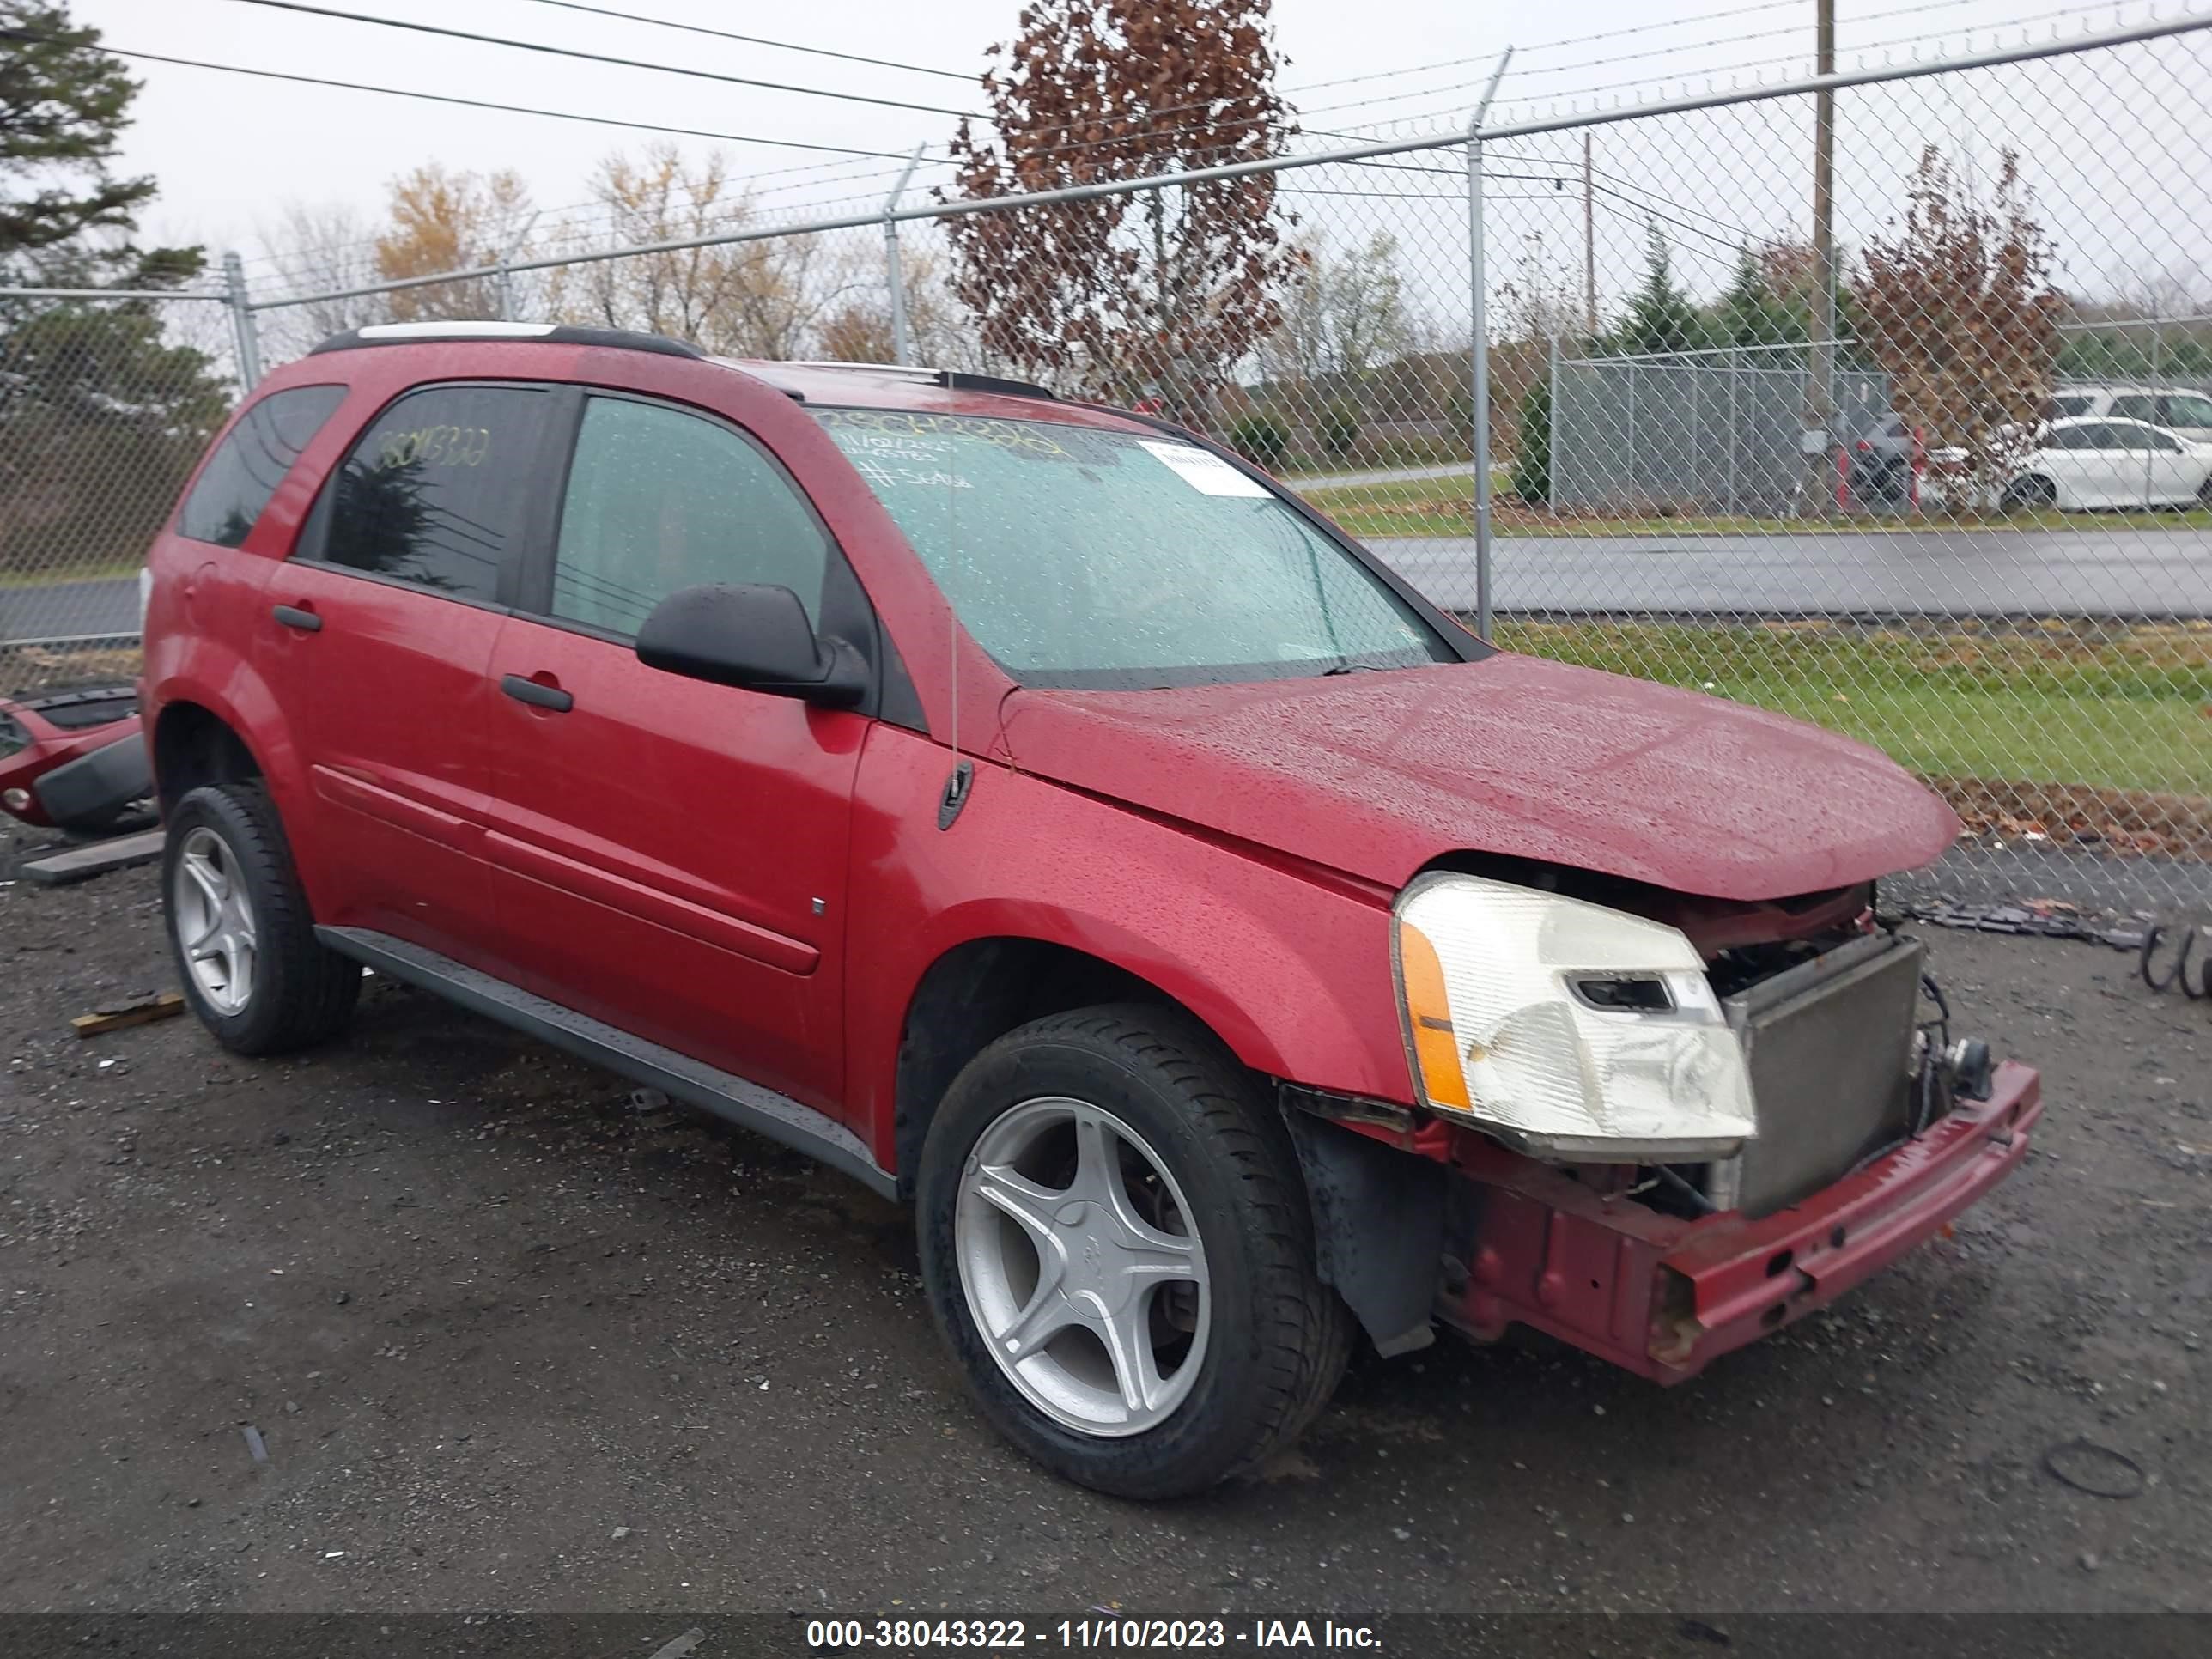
(480, 390, 869, 1116)
(260, 381, 559, 964)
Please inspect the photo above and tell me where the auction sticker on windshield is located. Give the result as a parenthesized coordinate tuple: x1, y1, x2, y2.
(1139, 440, 1271, 497)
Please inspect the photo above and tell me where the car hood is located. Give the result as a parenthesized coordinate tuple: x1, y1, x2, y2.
(997, 654, 1958, 902)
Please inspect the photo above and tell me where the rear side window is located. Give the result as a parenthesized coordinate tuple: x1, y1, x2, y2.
(548, 394, 832, 635)
(177, 384, 347, 547)
(312, 383, 551, 604)
(0, 711, 27, 760)
(2059, 422, 2124, 449)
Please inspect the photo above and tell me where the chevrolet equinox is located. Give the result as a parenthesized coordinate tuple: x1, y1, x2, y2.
(139, 323, 2042, 1498)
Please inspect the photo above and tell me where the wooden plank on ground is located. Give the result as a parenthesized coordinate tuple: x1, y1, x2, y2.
(21, 828, 166, 888)
(72, 991, 185, 1037)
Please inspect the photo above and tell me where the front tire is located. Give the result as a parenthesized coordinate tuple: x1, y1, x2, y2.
(916, 1005, 1352, 1499)
(2000, 474, 2057, 513)
(163, 782, 359, 1055)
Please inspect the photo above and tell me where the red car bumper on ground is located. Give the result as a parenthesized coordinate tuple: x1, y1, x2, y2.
(0, 685, 149, 831)
(1437, 1061, 2042, 1381)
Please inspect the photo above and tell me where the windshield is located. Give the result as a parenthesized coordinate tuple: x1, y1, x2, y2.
(812, 407, 1454, 689)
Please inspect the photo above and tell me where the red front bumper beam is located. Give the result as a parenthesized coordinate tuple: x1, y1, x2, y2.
(1436, 1061, 2042, 1381)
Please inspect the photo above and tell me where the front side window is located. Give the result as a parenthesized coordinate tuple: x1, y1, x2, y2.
(812, 409, 1452, 689)
(2158, 394, 2212, 427)
(549, 396, 832, 636)
(178, 384, 347, 548)
(312, 383, 551, 604)
(2107, 394, 2157, 422)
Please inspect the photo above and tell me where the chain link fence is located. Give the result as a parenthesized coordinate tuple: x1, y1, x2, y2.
(2, 14, 2207, 911)
(0, 287, 240, 690)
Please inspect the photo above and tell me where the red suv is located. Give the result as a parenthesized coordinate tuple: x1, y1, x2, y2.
(140, 325, 2041, 1498)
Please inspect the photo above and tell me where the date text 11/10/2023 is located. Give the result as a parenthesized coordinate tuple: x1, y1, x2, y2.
(805, 1617, 1383, 1650)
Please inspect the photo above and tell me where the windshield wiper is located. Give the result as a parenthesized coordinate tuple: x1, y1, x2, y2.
(1322, 659, 1391, 676)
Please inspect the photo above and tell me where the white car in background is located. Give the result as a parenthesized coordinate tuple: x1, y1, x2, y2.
(2047, 385, 2212, 443)
(1992, 416, 2212, 511)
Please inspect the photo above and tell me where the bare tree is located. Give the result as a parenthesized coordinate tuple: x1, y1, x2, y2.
(253, 201, 388, 357)
(1852, 147, 2061, 496)
(1262, 230, 1415, 394)
(548, 144, 874, 358)
(943, 0, 1300, 419)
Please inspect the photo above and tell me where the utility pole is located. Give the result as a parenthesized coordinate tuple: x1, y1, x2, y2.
(1804, 0, 1838, 514)
(1582, 131, 1596, 335)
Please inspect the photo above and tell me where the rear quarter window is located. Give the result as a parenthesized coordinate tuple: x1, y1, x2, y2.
(177, 384, 348, 547)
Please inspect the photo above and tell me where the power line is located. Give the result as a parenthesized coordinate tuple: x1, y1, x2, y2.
(60, 40, 927, 162)
(218, 0, 985, 121)
(514, 0, 976, 82)
(1588, 191, 1750, 257)
(1486, 0, 2142, 110)
(1498, 0, 1986, 85)
(1510, 0, 1805, 58)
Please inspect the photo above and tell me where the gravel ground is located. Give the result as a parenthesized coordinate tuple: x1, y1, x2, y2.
(3, 835, 2208, 1619)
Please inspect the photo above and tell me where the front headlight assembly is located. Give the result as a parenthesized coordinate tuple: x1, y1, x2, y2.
(1392, 872, 1755, 1161)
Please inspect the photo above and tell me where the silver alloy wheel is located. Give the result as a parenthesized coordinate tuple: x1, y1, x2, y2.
(954, 1096, 1211, 1437)
(173, 824, 257, 1016)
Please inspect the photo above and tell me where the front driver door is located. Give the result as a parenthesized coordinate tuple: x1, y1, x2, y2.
(480, 390, 868, 1117)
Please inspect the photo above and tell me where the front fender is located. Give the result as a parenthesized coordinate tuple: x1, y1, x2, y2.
(845, 724, 1412, 1171)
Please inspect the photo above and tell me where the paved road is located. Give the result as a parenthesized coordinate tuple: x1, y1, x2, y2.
(7, 523, 2209, 645)
(1376, 526, 2212, 617)
(0, 575, 138, 644)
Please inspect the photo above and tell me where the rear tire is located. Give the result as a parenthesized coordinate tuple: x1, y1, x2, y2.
(162, 781, 359, 1055)
(916, 1005, 1352, 1499)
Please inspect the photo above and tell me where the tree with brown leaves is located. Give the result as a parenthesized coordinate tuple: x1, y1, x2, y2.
(943, 0, 1298, 419)
(1852, 148, 2062, 495)
(374, 164, 535, 321)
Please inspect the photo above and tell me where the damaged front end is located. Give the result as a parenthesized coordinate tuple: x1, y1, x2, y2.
(1287, 869, 2039, 1377)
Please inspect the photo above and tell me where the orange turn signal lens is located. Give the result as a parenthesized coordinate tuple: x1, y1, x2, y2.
(1396, 919, 1473, 1114)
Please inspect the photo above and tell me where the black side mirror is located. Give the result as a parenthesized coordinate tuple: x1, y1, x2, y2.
(635, 583, 866, 708)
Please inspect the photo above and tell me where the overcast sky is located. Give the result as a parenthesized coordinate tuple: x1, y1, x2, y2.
(64, 0, 2212, 319)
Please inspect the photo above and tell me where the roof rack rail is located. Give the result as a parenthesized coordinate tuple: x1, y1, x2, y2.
(308, 322, 705, 360)
(740, 359, 1057, 404)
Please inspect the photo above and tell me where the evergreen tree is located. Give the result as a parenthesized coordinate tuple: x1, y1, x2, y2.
(1613, 221, 1702, 356)
(0, 2, 227, 580)
(1715, 248, 1798, 349)
(0, 1, 202, 287)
